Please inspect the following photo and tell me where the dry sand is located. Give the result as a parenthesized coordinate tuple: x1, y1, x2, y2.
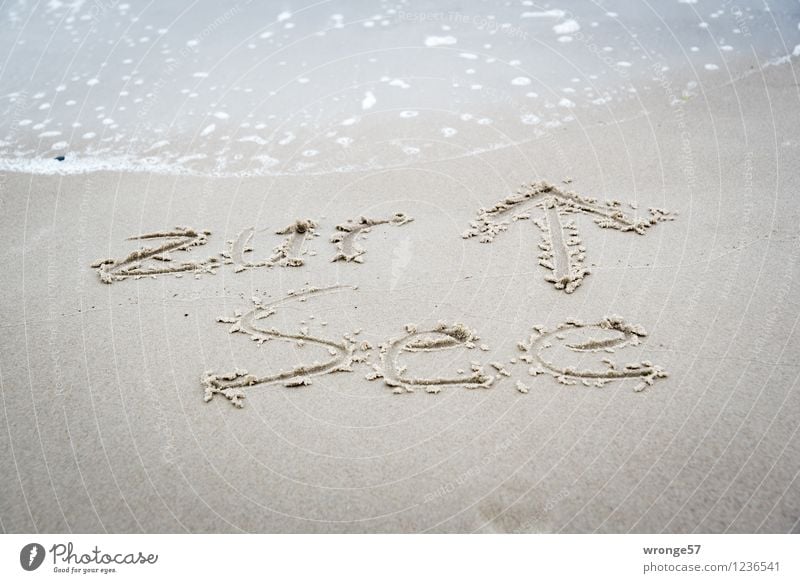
(1, 57, 799, 534)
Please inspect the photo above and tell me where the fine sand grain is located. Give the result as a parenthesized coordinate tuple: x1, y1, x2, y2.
(1, 53, 799, 534)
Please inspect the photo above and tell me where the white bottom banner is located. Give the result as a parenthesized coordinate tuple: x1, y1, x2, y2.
(1, 534, 797, 582)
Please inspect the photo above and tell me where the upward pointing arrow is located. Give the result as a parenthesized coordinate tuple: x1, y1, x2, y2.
(463, 181, 675, 294)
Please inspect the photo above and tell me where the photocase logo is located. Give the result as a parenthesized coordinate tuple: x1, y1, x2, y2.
(20, 543, 45, 571)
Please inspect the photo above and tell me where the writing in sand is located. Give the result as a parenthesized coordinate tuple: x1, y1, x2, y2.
(91, 181, 675, 408)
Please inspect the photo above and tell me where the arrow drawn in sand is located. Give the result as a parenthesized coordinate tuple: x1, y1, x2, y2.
(365, 322, 494, 394)
(463, 181, 675, 293)
(202, 285, 364, 408)
(331, 212, 413, 263)
(91, 226, 219, 284)
(517, 316, 668, 391)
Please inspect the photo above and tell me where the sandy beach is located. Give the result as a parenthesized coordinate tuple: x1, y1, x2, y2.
(1, 1, 799, 533)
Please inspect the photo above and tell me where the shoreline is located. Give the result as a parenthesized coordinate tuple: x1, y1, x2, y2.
(1, 23, 799, 534)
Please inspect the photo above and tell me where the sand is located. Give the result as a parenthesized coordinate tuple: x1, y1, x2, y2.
(2, 40, 800, 533)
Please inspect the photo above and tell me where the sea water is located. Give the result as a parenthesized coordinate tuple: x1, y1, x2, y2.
(0, 0, 797, 177)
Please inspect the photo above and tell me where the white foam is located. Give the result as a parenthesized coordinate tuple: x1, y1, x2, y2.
(424, 36, 457, 47)
(239, 135, 268, 145)
(362, 91, 376, 110)
(252, 154, 279, 168)
(278, 131, 296, 145)
(553, 19, 580, 34)
(511, 77, 532, 86)
(522, 10, 565, 18)
(0, 129, 578, 179)
(0, 155, 182, 176)
(145, 140, 169, 151)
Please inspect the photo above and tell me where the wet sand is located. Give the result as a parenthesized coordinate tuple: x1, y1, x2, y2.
(1, 53, 799, 532)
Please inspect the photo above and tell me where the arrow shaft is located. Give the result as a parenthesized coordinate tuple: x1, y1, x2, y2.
(546, 204, 569, 281)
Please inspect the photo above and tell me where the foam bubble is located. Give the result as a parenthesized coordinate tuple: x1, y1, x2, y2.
(522, 10, 565, 18)
(553, 19, 580, 34)
(362, 91, 376, 110)
(425, 36, 457, 47)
